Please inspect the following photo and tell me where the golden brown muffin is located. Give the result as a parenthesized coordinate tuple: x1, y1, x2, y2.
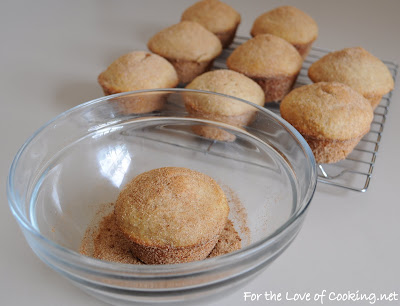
(226, 34, 303, 103)
(184, 69, 265, 141)
(280, 82, 374, 164)
(181, 0, 241, 48)
(250, 6, 318, 59)
(114, 167, 229, 264)
(308, 47, 394, 109)
(98, 51, 179, 114)
(148, 21, 222, 84)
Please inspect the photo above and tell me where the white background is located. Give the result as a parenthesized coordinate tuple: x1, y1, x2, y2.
(1, 1, 399, 305)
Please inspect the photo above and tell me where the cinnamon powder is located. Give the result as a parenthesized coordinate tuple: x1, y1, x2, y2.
(222, 184, 251, 246)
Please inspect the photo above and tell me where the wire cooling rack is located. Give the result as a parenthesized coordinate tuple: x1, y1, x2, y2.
(214, 36, 398, 192)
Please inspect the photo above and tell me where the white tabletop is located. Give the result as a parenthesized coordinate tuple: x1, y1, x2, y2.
(1, 1, 399, 305)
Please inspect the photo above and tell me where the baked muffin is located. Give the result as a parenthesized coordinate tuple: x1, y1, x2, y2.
(184, 69, 265, 141)
(148, 21, 222, 84)
(181, 0, 241, 48)
(280, 82, 374, 164)
(250, 6, 318, 59)
(114, 167, 229, 264)
(98, 51, 179, 114)
(308, 47, 394, 109)
(226, 34, 303, 103)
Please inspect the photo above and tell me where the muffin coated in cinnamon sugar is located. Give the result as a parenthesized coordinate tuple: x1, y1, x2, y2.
(251, 6, 318, 59)
(181, 0, 241, 48)
(98, 51, 179, 114)
(308, 47, 394, 109)
(148, 21, 222, 84)
(280, 82, 374, 164)
(184, 69, 265, 141)
(114, 167, 229, 264)
(227, 34, 303, 103)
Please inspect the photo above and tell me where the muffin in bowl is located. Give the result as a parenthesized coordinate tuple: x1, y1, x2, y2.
(148, 21, 222, 84)
(280, 82, 373, 164)
(308, 47, 394, 109)
(181, 0, 241, 48)
(227, 34, 303, 103)
(250, 5, 318, 59)
(98, 51, 179, 114)
(114, 167, 229, 264)
(184, 69, 265, 141)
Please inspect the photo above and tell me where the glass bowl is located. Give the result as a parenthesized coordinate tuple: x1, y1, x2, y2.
(7, 89, 317, 305)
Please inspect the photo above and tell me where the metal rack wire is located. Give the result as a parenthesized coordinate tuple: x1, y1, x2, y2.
(214, 36, 399, 192)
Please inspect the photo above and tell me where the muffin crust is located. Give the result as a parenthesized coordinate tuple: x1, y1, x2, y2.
(98, 51, 178, 95)
(181, 0, 241, 48)
(148, 21, 222, 83)
(280, 82, 373, 163)
(114, 167, 229, 264)
(250, 6, 318, 58)
(308, 47, 394, 108)
(184, 69, 265, 141)
(227, 34, 302, 102)
(185, 69, 265, 116)
(97, 51, 178, 114)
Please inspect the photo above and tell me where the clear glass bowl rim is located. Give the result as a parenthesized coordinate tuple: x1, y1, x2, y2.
(7, 88, 317, 278)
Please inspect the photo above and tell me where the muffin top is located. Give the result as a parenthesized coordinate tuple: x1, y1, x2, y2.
(308, 47, 394, 98)
(250, 6, 318, 45)
(181, 0, 241, 34)
(98, 51, 178, 93)
(185, 70, 265, 116)
(185, 69, 265, 116)
(280, 82, 373, 140)
(114, 167, 229, 248)
(147, 21, 222, 62)
(226, 34, 303, 77)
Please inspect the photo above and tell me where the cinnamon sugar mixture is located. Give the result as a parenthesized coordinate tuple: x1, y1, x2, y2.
(80, 201, 243, 264)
